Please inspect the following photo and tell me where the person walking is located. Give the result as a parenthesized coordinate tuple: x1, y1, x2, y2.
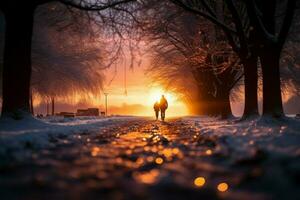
(159, 95, 168, 121)
(153, 101, 160, 120)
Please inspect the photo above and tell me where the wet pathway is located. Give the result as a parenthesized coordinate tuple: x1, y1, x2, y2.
(0, 118, 297, 200)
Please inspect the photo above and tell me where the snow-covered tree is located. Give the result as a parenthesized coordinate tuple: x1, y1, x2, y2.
(170, 0, 298, 118)
(141, 1, 241, 118)
(0, 0, 136, 119)
(31, 4, 106, 103)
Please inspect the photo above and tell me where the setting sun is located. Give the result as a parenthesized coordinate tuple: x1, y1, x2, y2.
(147, 87, 176, 105)
(144, 87, 188, 117)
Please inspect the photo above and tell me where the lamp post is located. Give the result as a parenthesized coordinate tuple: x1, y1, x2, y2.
(104, 93, 108, 116)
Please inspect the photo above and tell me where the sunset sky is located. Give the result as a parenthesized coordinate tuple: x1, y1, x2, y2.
(33, 60, 299, 117)
(33, 57, 300, 117)
(101, 62, 189, 117)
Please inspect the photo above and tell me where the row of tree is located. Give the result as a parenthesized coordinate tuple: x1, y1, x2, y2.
(0, 0, 299, 120)
(141, 2, 240, 118)
(142, 0, 299, 119)
(0, 0, 136, 118)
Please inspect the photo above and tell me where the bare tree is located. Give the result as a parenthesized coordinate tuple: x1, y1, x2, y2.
(170, 0, 297, 118)
(0, 0, 136, 119)
(169, 0, 259, 118)
(246, 0, 297, 117)
(142, 2, 241, 118)
(31, 4, 107, 102)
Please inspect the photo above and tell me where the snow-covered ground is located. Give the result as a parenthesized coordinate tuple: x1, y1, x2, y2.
(1, 115, 300, 199)
(1, 115, 300, 161)
(178, 116, 300, 199)
(183, 116, 300, 158)
(0, 115, 141, 151)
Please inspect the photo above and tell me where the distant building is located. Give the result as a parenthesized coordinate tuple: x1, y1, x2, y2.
(56, 112, 75, 118)
(76, 108, 99, 116)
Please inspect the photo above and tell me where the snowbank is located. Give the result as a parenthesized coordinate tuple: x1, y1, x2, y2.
(182, 116, 300, 159)
(0, 115, 140, 152)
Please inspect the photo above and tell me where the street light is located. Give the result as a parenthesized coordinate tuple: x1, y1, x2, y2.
(104, 93, 108, 116)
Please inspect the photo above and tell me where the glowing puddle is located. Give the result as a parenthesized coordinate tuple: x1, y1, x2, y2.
(88, 124, 184, 185)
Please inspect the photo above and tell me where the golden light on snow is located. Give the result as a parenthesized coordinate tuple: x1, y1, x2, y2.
(194, 177, 206, 187)
(217, 182, 229, 192)
(126, 149, 133, 155)
(151, 146, 158, 153)
(136, 158, 144, 166)
(156, 147, 182, 161)
(161, 148, 173, 158)
(116, 157, 123, 164)
(91, 147, 100, 157)
(147, 156, 154, 162)
(133, 169, 160, 184)
(205, 149, 212, 155)
(172, 148, 180, 154)
(144, 146, 150, 151)
(155, 157, 164, 165)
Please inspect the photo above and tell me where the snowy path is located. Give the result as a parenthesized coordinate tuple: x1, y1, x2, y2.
(0, 117, 300, 200)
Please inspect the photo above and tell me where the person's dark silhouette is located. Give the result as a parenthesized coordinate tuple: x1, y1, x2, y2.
(153, 101, 160, 120)
(159, 95, 168, 121)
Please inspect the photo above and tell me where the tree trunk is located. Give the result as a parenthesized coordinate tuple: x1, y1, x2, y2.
(1, 7, 35, 118)
(51, 97, 55, 116)
(242, 56, 259, 118)
(260, 48, 284, 117)
(30, 90, 34, 115)
(46, 100, 50, 116)
(220, 91, 232, 119)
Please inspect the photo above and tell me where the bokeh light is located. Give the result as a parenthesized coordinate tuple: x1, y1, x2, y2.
(217, 182, 229, 192)
(205, 149, 212, 155)
(155, 157, 164, 165)
(194, 177, 206, 187)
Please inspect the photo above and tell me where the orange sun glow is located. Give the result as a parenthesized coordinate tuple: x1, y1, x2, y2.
(147, 87, 176, 105)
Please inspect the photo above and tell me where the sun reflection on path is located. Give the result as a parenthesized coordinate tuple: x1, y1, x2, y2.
(84, 119, 234, 199)
(23, 118, 235, 199)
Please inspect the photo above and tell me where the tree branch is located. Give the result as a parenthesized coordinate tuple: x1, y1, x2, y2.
(277, 0, 296, 48)
(225, 0, 248, 56)
(245, 0, 277, 42)
(35, 0, 55, 6)
(170, 0, 237, 35)
(59, 0, 135, 11)
(199, 0, 216, 17)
